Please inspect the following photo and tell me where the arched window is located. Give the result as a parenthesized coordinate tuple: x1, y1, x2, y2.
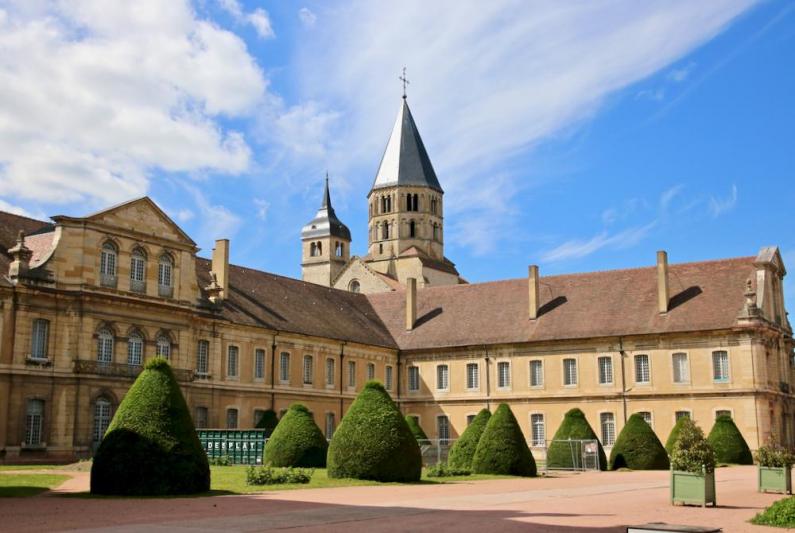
(383, 222, 390, 239)
(156, 335, 171, 360)
(431, 197, 437, 214)
(158, 254, 173, 297)
(413, 194, 419, 211)
(93, 397, 112, 445)
(432, 223, 438, 241)
(310, 242, 317, 257)
(97, 328, 114, 363)
(127, 330, 143, 366)
(335, 242, 343, 257)
(349, 280, 360, 293)
(405, 194, 412, 211)
(386, 195, 392, 212)
(409, 220, 416, 238)
(100, 242, 117, 287)
(130, 248, 146, 293)
(316, 242, 323, 256)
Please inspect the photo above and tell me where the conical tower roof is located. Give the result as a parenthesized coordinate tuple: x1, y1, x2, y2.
(301, 176, 351, 240)
(370, 99, 443, 195)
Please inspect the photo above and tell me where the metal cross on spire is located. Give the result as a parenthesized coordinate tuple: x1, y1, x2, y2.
(399, 67, 410, 99)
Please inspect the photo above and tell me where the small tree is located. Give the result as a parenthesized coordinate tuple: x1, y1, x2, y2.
(255, 409, 279, 438)
(707, 415, 752, 465)
(328, 381, 421, 482)
(546, 408, 607, 470)
(756, 436, 795, 468)
(609, 414, 669, 470)
(448, 408, 490, 470)
(670, 418, 715, 474)
(665, 416, 691, 455)
(263, 403, 327, 468)
(471, 404, 536, 477)
(405, 415, 428, 442)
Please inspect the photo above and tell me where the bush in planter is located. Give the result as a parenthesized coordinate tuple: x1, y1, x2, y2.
(471, 404, 536, 477)
(670, 418, 715, 474)
(751, 495, 795, 527)
(707, 415, 752, 465)
(263, 403, 327, 468)
(609, 414, 669, 470)
(756, 437, 795, 468)
(328, 381, 422, 482)
(665, 416, 691, 455)
(405, 415, 428, 442)
(255, 409, 279, 437)
(448, 408, 490, 470)
(90, 357, 210, 495)
(546, 408, 607, 471)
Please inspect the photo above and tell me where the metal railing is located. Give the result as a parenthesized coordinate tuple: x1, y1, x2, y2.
(73, 359, 195, 382)
(541, 439, 601, 471)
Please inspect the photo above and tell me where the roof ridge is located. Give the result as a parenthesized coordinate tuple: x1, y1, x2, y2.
(0, 209, 49, 226)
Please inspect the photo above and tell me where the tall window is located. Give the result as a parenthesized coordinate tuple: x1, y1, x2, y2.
(385, 365, 394, 390)
(93, 398, 112, 443)
(634, 354, 650, 384)
(712, 350, 729, 382)
(497, 361, 511, 388)
(194, 406, 208, 429)
(466, 363, 479, 389)
(409, 220, 416, 238)
(367, 362, 375, 381)
(637, 411, 653, 427)
(672, 353, 689, 384)
(127, 331, 143, 366)
(436, 364, 449, 390)
(303, 355, 314, 385)
(99, 242, 117, 286)
(563, 358, 577, 386)
(326, 358, 335, 386)
(253, 409, 265, 427)
(335, 242, 343, 257)
(310, 242, 318, 257)
(279, 352, 290, 382)
(383, 222, 390, 239)
(196, 340, 209, 375)
(431, 197, 437, 214)
(675, 410, 690, 421)
(600, 412, 616, 446)
(30, 318, 49, 360)
(348, 361, 356, 388)
(158, 254, 173, 297)
(227, 346, 239, 378)
(529, 360, 543, 387)
(254, 349, 265, 380)
(432, 223, 439, 241)
(531, 414, 545, 447)
(467, 414, 477, 425)
(598, 356, 613, 385)
(325, 413, 335, 439)
(437, 415, 450, 443)
(97, 328, 114, 363)
(24, 399, 44, 446)
(156, 335, 171, 360)
(408, 366, 420, 392)
(226, 408, 238, 429)
(130, 248, 146, 292)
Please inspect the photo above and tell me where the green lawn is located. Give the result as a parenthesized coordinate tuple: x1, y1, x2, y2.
(0, 473, 70, 497)
(0, 464, 60, 471)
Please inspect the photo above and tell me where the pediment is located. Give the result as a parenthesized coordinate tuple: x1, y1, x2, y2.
(83, 197, 196, 247)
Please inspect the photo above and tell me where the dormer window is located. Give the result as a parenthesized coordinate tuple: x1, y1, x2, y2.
(158, 254, 173, 298)
(349, 280, 360, 293)
(99, 242, 117, 287)
(130, 248, 146, 293)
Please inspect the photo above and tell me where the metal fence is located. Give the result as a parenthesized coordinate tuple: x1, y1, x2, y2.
(541, 439, 601, 471)
(418, 439, 456, 466)
(198, 429, 267, 465)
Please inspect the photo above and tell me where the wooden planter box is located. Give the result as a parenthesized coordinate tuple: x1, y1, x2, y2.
(758, 465, 792, 494)
(670, 467, 716, 507)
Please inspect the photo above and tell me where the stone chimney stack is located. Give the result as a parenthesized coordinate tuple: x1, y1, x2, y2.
(211, 239, 230, 301)
(657, 250, 669, 314)
(8, 231, 32, 284)
(406, 277, 417, 331)
(528, 265, 540, 320)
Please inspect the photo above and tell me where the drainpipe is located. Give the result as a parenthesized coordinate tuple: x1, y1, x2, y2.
(619, 337, 627, 424)
(270, 333, 277, 410)
(339, 342, 346, 419)
(484, 345, 491, 411)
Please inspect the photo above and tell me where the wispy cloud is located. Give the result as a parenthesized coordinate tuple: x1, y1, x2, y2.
(540, 223, 656, 263)
(218, 0, 275, 39)
(298, 8, 317, 28)
(183, 184, 242, 246)
(668, 62, 697, 82)
(254, 198, 270, 221)
(709, 184, 738, 217)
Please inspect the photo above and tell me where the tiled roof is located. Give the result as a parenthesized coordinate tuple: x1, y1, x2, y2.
(0, 211, 53, 285)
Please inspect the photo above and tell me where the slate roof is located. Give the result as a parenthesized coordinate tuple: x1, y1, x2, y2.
(301, 177, 351, 241)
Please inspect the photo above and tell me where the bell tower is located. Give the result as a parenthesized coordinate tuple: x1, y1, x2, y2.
(301, 175, 351, 287)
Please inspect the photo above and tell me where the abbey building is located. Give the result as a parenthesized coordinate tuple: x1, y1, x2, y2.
(0, 97, 792, 464)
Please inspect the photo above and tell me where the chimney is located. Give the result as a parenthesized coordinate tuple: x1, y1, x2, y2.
(406, 277, 417, 331)
(528, 265, 540, 320)
(211, 239, 230, 301)
(657, 250, 669, 314)
(8, 231, 32, 284)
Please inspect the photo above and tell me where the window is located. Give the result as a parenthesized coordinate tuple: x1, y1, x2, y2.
(196, 340, 209, 375)
(466, 363, 479, 390)
(310, 242, 318, 257)
(158, 254, 173, 297)
(529, 360, 543, 387)
(30, 318, 49, 360)
(600, 412, 616, 446)
(672, 352, 689, 384)
(254, 349, 265, 380)
(156, 335, 171, 360)
(127, 331, 143, 366)
(715, 410, 732, 419)
(130, 248, 146, 292)
(325, 413, 335, 439)
(531, 414, 545, 447)
(367, 362, 375, 381)
(497, 361, 511, 388)
(253, 409, 266, 427)
(348, 280, 360, 293)
(99, 241, 117, 286)
(93, 398, 112, 443)
(383, 222, 390, 239)
(195, 406, 208, 429)
(226, 408, 238, 429)
(437, 415, 450, 443)
(432, 223, 439, 241)
(675, 410, 690, 421)
(348, 361, 356, 388)
(563, 358, 577, 386)
(97, 328, 114, 363)
(637, 411, 653, 427)
(634, 354, 650, 384)
(712, 350, 729, 382)
(409, 220, 416, 238)
(225, 345, 239, 378)
(335, 242, 343, 257)
(24, 399, 44, 446)
(385, 365, 393, 390)
(598, 356, 613, 385)
(408, 366, 420, 392)
(303, 355, 314, 385)
(436, 364, 449, 390)
(431, 197, 438, 214)
(467, 414, 477, 426)
(316, 242, 322, 255)
(326, 358, 335, 386)
(413, 194, 419, 211)
(279, 352, 290, 382)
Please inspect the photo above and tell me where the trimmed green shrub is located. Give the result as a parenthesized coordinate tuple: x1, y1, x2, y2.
(208, 455, 232, 466)
(328, 381, 421, 482)
(246, 465, 313, 485)
(425, 462, 471, 477)
(405, 415, 428, 442)
(263, 403, 327, 468)
(756, 436, 795, 468)
(670, 417, 715, 474)
(665, 415, 690, 454)
(609, 414, 669, 470)
(90, 357, 210, 495)
(707, 415, 752, 465)
(448, 408, 490, 470)
(255, 409, 279, 437)
(546, 408, 607, 471)
(752, 495, 795, 527)
(471, 403, 536, 477)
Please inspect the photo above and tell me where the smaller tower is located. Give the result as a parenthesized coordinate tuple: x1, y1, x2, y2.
(301, 175, 351, 287)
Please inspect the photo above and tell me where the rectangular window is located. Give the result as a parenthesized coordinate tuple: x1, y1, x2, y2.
(348, 361, 356, 388)
(675, 410, 690, 421)
(25, 399, 44, 446)
(408, 366, 420, 392)
(529, 360, 543, 387)
(325, 413, 335, 439)
(303, 355, 314, 385)
(437, 364, 449, 390)
(437, 415, 450, 443)
(563, 358, 578, 386)
(326, 358, 335, 386)
(93, 399, 112, 443)
(715, 410, 732, 419)
(254, 409, 265, 427)
(254, 349, 265, 380)
(367, 363, 375, 381)
(531, 413, 545, 447)
(31, 319, 49, 360)
(466, 363, 479, 390)
(634, 354, 650, 384)
(279, 352, 290, 382)
(598, 356, 613, 385)
(197, 340, 209, 375)
(385, 365, 393, 390)
(227, 346, 239, 378)
(497, 361, 511, 388)
(226, 408, 238, 429)
(195, 406, 208, 429)
(97, 333, 114, 364)
(600, 412, 616, 446)
(672, 352, 689, 384)
(637, 411, 653, 427)
(712, 350, 729, 382)
(467, 414, 476, 425)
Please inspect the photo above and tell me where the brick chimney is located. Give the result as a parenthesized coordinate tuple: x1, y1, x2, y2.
(8, 231, 32, 284)
(406, 277, 417, 331)
(528, 265, 540, 320)
(657, 250, 669, 314)
(210, 239, 230, 301)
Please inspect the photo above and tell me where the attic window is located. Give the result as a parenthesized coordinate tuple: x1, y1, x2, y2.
(349, 280, 360, 293)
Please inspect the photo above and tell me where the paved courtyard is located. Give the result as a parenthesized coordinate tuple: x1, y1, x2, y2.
(1, 465, 788, 532)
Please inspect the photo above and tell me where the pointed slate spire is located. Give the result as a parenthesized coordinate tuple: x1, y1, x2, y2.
(301, 174, 351, 240)
(321, 172, 332, 209)
(370, 99, 443, 194)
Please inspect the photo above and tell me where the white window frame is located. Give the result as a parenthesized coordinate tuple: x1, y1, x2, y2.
(634, 354, 650, 385)
(130, 248, 146, 292)
(466, 413, 477, 426)
(194, 406, 209, 429)
(254, 349, 266, 381)
(155, 335, 171, 360)
(529, 359, 544, 388)
(227, 345, 239, 378)
(563, 358, 578, 387)
(97, 329, 114, 364)
(326, 357, 335, 388)
(226, 407, 239, 429)
(600, 412, 616, 446)
(196, 340, 209, 375)
(672, 352, 690, 384)
(714, 408, 733, 420)
(93, 398, 112, 443)
(30, 318, 49, 360)
(712, 350, 730, 383)
(347, 360, 356, 389)
(497, 360, 511, 390)
(436, 364, 449, 391)
(530, 413, 545, 447)
(279, 352, 290, 383)
(466, 362, 480, 390)
(385, 365, 394, 390)
(325, 412, 335, 439)
(437, 415, 450, 443)
(127, 331, 143, 367)
(24, 399, 44, 446)
(303, 355, 314, 385)
(597, 355, 613, 385)
(408, 366, 420, 392)
(674, 410, 691, 423)
(636, 411, 653, 428)
(367, 362, 375, 381)
(158, 254, 173, 289)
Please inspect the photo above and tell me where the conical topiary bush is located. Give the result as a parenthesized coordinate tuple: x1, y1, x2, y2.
(546, 408, 607, 470)
(328, 381, 421, 481)
(90, 357, 210, 495)
(707, 415, 753, 465)
(665, 416, 690, 455)
(405, 415, 428, 442)
(255, 409, 279, 437)
(448, 408, 491, 470)
(609, 414, 669, 470)
(471, 404, 536, 477)
(263, 403, 328, 467)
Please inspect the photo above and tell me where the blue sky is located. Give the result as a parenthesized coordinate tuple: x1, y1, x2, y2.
(0, 1, 793, 309)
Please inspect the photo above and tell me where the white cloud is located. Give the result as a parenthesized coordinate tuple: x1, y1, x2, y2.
(0, 198, 45, 220)
(668, 62, 697, 82)
(217, 0, 274, 39)
(298, 8, 317, 27)
(540, 223, 656, 263)
(709, 184, 738, 217)
(185, 184, 242, 243)
(254, 198, 270, 220)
